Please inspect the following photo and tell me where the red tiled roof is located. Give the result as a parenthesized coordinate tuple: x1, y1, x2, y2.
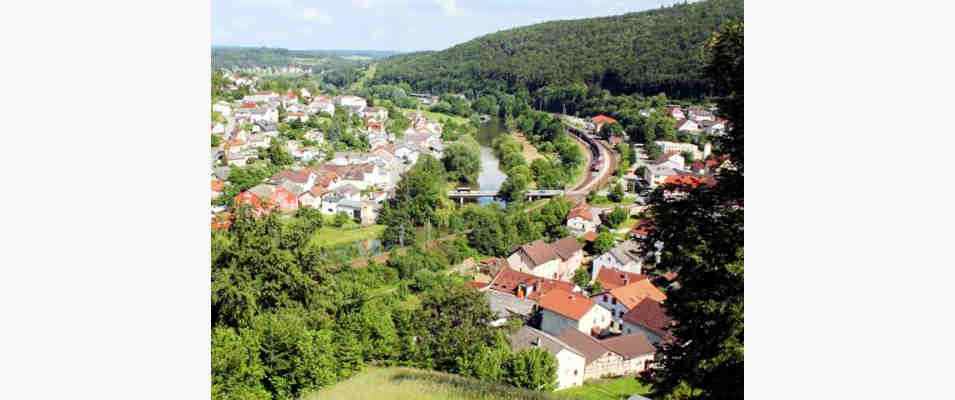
(211, 212, 233, 231)
(582, 231, 599, 242)
(552, 237, 583, 260)
(538, 289, 596, 321)
(630, 220, 654, 238)
(211, 179, 224, 192)
(606, 279, 667, 309)
(487, 267, 575, 301)
(567, 201, 594, 221)
(592, 115, 618, 125)
(272, 169, 314, 184)
(599, 333, 655, 359)
(595, 269, 648, 292)
(662, 174, 716, 188)
(517, 240, 560, 267)
(622, 298, 674, 341)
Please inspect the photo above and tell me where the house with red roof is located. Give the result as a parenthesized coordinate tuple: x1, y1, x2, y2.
(233, 184, 299, 216)
(539, 289, 613, 337)
(591, 114, 618, 132)
(592, 278, 667, 330)
(506, 237, 584, 282)
(485, 266, 579, 302)
(566, 201, 601, 236)
(622, 297, 675, 344)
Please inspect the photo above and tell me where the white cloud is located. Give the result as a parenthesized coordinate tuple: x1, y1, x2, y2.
(302, 7, 333, 25)
(434, 0, 462, 16)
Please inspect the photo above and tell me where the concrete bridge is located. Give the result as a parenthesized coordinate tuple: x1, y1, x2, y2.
(447, 189, 565, 203)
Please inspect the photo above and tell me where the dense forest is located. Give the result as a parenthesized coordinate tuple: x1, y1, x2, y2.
(373, 0, 742, 99)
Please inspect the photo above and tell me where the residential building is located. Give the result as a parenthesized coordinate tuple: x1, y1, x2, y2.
(556, 329, 655, 381)
(509, 326, 587, 390)
(506, 237, 584, 281)
(592, 240, 644, 276)
(566, 201, 601, 236)
(539, 289, 612, 336)
(592, 279, 667, 329)
(591, 114, 618, 132)
(234, 184, 299, 215)
(621, 298, 674, 344)
(485, 266, 580, 303)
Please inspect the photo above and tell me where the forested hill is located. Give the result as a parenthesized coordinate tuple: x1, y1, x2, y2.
(373, 0, 742, 99)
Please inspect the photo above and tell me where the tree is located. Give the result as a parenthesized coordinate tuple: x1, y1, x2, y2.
(266, 139, 293, 167)
(442, 137, 482, 185)
(604, 206, 628, 228)
(608, 183, 625, 203)
(681, 150, 695, 164)
(410, 284, 498, 372)
(572, 267, 591, 289)
(505, 348, 558, 392)
(593, 231, 616, 254)
(499, 167, 530, 204)
(642, 21, 744, 400)
(212, 135, 222, 148)
(212, 327, 270, 400)
(333, 212, 352, 227)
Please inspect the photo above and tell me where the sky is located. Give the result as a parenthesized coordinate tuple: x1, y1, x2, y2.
(213, 0, 696, 53)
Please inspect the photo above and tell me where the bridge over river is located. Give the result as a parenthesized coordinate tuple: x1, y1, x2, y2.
(447, 189, 565, 203)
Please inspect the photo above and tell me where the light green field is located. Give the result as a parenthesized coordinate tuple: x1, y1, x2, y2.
(309, 224, 384, 247)
(559, 377, 653, 400)
(306, 367, 653, 400)
(306, 367, 561, 400)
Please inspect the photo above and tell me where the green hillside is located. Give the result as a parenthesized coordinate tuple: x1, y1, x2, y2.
(304, 367, 562, 400)
(373, 0, 742, 98)
(306, 367, 653, 400)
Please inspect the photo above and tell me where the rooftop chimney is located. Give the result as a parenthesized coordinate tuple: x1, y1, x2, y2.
(533, 337, 541, 346)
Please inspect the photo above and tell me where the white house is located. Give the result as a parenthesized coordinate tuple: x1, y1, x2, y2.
(506, 237, 583, 282)
(509, 326, 587, 390)
(675, 119, 701, 134)
(566, 201, 601, 236)
(213, 101, 232, 117)
(593, 279, 667, 329)
(592, 240, 643, 276)
(539, 289, 613, 337)
(556, 329, 656, 381)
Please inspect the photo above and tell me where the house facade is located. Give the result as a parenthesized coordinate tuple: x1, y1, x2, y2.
(592, 240, 643, 276)
(509, 326, 587, 390)
(566, 201, 601, 236)
(539, 289, 612, 336)
(506, 237, 583, 281)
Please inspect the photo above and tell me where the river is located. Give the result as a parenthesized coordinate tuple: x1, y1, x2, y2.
(473, 117, 508, 205)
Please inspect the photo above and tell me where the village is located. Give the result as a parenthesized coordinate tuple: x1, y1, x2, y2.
(210, 71, 446, 227)
(210, 67, 735, 394)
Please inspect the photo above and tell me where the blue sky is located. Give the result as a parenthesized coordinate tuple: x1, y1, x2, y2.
(213, 0, 695, 52)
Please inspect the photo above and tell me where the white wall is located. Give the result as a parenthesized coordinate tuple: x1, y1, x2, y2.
(555, 349, 586, 390)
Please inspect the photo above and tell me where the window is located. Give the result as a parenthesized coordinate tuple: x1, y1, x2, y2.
(574, 369, 578, 376)
(603, 295, 608, 302)
(611, 297, 617, 305)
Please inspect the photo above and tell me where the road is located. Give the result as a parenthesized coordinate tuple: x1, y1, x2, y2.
(560, 116, 617, 201)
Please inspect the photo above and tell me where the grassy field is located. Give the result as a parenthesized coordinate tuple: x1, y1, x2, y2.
(306, 367, 653, 400)
(306, 367, 564, 400)
(559, 377, 653, 400)
(309, 224, 384, 247)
